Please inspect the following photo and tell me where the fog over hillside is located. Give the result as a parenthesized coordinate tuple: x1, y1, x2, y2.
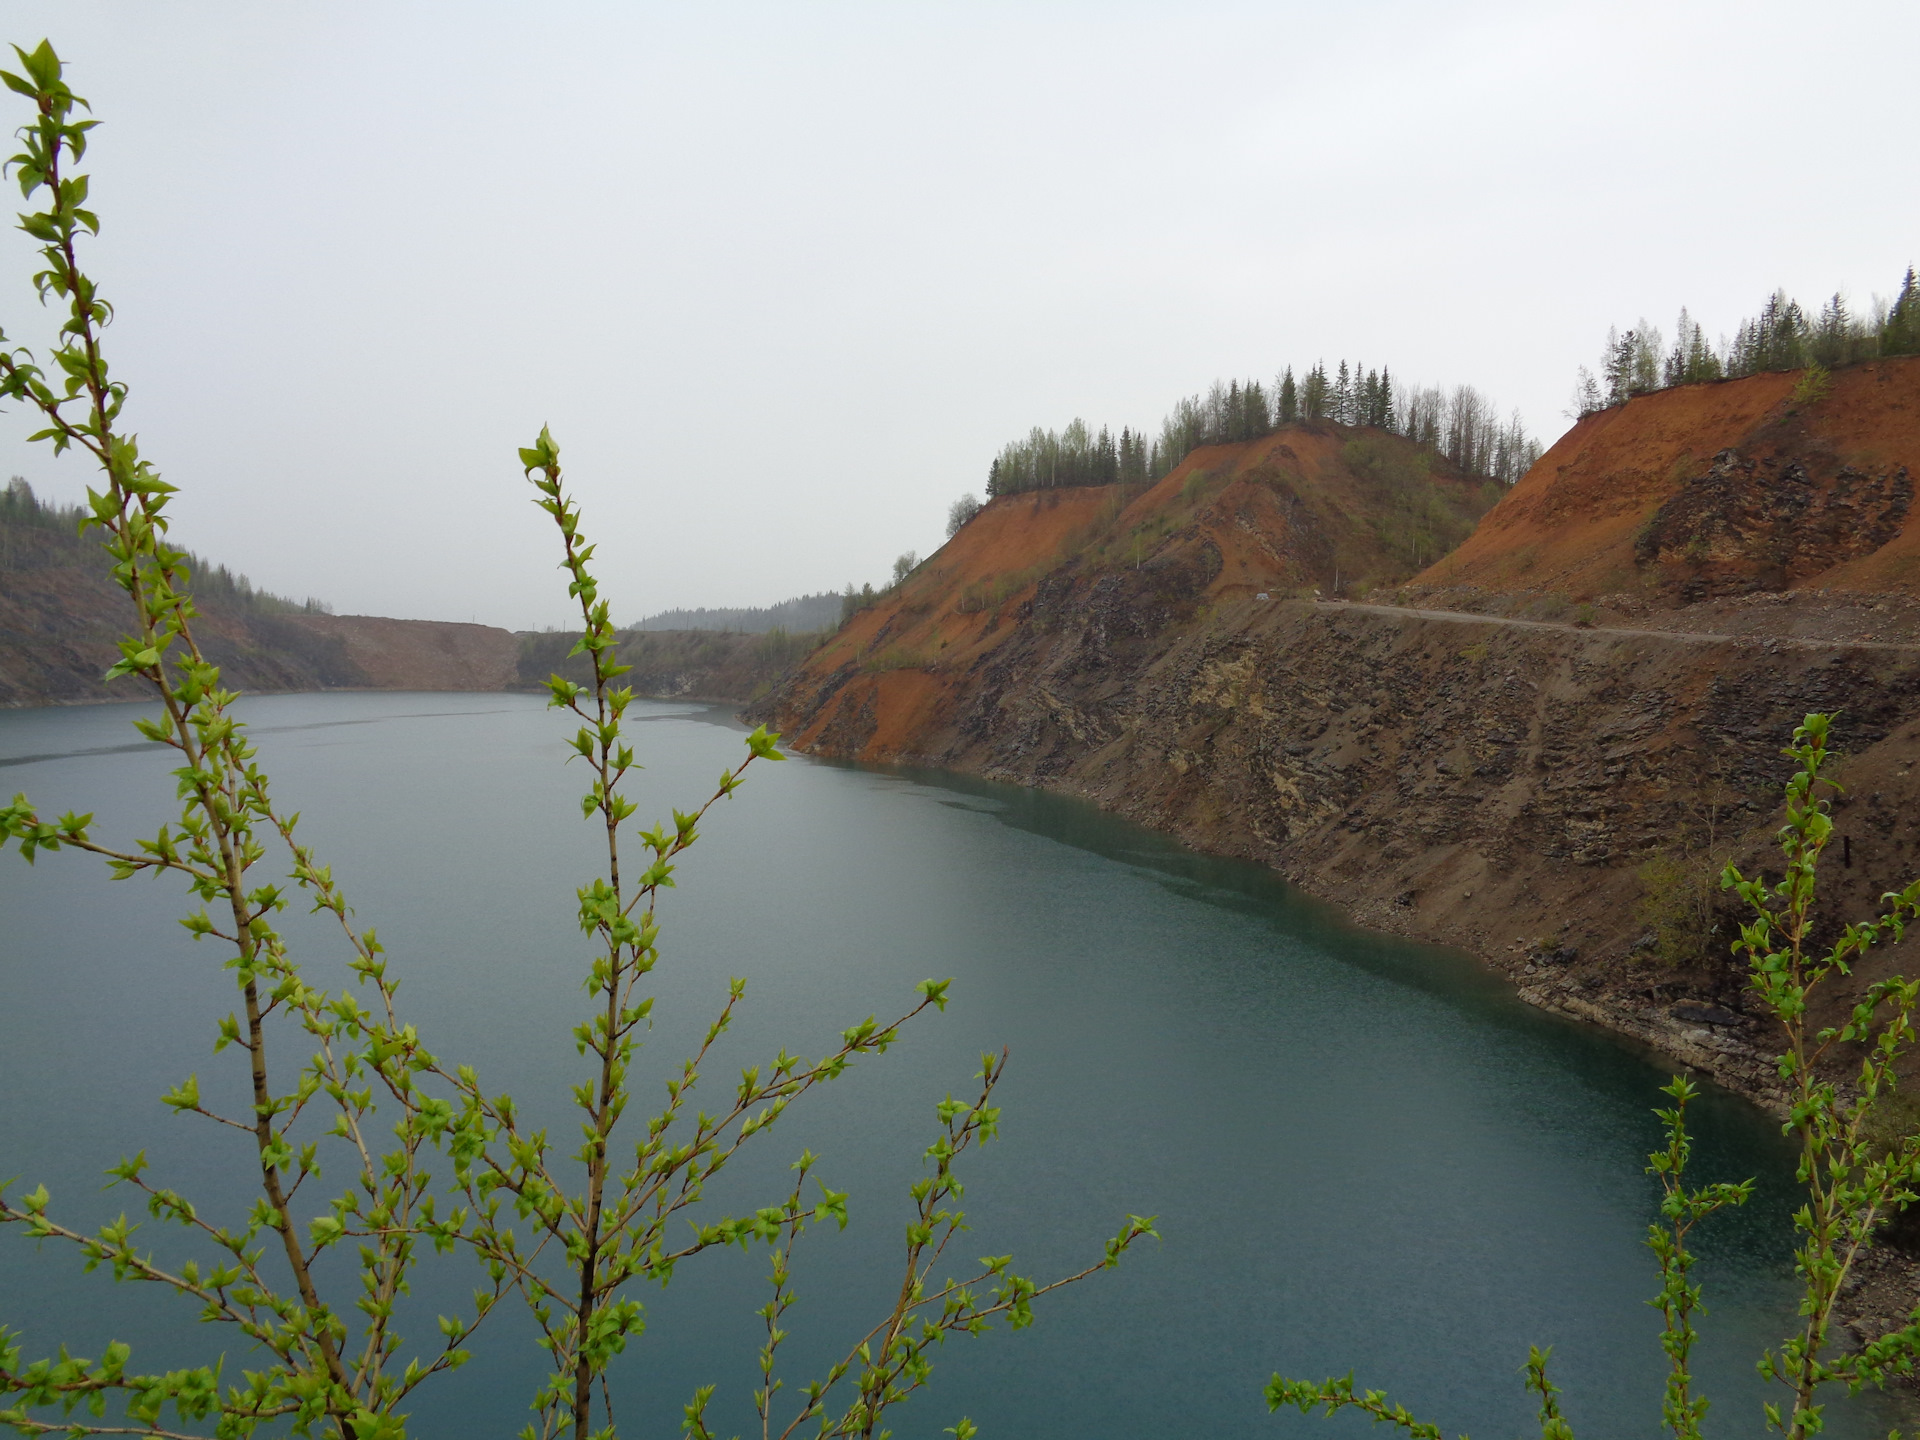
(634, 593, 841, 634)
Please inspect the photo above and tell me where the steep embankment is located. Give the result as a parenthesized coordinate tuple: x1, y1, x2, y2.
(766, 421, 1499, 748)
(1421, 358, 1920, 604)
(0, 511, 516, 704)
(760, 362, 1920, 1111)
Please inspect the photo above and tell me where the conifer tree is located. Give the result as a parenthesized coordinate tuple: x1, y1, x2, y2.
(1810, 293, 1855, 367)
(1301, 362, 1330, 420)
(1884, 266, 1920, 356)
(1732, 289, 1809, 375)
(1245, 378, 1271, 437)
(1603, 326, 1635, 405)
(1277, 366, 1298, 423)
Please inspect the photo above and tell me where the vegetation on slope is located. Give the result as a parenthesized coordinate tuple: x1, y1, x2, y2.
(2, 477, 329, 615)
(763, 420, 1502, 761)
(1573, 264, 1920, 413)
(987, 364, 1542, 500)
(632, 590, 841, 633)
(0, 477, 370, 702)
(1422, 355, 1920, 605)
(518, 623, 825, 702)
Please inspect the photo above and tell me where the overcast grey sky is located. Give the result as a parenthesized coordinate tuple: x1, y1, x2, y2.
(0, 2, 1912, 628)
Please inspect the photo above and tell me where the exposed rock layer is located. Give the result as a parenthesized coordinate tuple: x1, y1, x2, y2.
(759, 360, 1920, 1112)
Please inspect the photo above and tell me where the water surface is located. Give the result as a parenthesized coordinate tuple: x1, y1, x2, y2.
(0, 693, 1898, 1437)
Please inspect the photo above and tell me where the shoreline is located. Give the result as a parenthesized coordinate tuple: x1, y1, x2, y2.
(816, 738, 1920, 1384)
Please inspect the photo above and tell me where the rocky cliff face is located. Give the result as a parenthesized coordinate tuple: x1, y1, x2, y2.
(1427, 358, 1920, 603)
(758, 360, 1920, 1110)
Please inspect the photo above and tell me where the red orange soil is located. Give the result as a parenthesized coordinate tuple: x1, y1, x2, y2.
(1422, 357, 1920, 603)
(782, 423, 1496, 763)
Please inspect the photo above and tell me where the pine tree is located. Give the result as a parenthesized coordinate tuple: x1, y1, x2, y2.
(1811, 293, 1852, 367)
(1748, 289, 1809, 372)
(1332, 360, 1352, 424)
(1603, 327, 1635, 405)
(1664, 307, 1723, 385)
(1364, 368, 1390, 427)
(1884, 266, 1920, 357)
(1277, 367, 1298, 423)
(1301, 362, 1330, 420)
(1245, 379, 1271, 437)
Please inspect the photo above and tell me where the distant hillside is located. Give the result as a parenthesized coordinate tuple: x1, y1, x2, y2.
(0, 479, 514, 704)
(634, 592, 840, 634)
(517, 626, 822, 703)
(1416, 355, 1920, 605)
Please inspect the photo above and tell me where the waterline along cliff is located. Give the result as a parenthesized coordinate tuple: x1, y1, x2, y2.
(756, 357, 1920, 1113)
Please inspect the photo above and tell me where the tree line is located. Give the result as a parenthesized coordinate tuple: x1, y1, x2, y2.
(985, 363, 1543, 502)
(1572, 265, 1920, 414)
(1, 475, 331, 613)
(633, 591, 842, 634)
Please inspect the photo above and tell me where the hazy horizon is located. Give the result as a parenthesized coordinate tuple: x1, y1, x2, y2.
(0, 2, 1913, 629)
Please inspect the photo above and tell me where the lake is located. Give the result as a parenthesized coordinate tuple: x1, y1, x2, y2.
(0, 692, 1901, 1438)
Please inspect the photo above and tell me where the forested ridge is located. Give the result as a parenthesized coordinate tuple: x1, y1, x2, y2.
(1, 476, 330, 615)
(633, 591, 840, 634)
(986, 363, 1543, 501)
(1573, 265, 1920, 413)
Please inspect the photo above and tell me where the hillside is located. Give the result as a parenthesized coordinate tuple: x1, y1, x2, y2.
(0, 493, 516, 704)
(772, 419, 1500, 751)
(755, 364, 1920, 1139)
(1418, 356, 1920, 606)
(515, 626, 822, 703)
(634, 592, 841, 634)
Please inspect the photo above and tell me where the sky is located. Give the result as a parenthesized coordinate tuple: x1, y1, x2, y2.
(0, 2, 1913, 629)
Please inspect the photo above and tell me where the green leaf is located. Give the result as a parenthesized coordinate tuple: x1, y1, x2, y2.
(160, 1074, 199, 1111)
(745, 724, 787, 761)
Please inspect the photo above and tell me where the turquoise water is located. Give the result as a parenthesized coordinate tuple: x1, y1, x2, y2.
(0, 692, 1901, 1437)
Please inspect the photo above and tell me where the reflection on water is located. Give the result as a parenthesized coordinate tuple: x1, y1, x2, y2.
(0, 692, 1902, 1438)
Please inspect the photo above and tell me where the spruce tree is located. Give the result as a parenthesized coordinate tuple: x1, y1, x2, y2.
(1748, 290, 1809, 372)
(1811, 293, 1851, 367)
(1603, 327, 1636, 405)
(1246, 379, 1271, 436)
(1884, 266, 1920, 356)
(1302, 362, 1330, 420)
(1277, 366, 1298, 423)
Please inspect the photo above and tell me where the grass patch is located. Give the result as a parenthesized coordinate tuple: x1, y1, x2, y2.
(858, 644, 934, 673)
